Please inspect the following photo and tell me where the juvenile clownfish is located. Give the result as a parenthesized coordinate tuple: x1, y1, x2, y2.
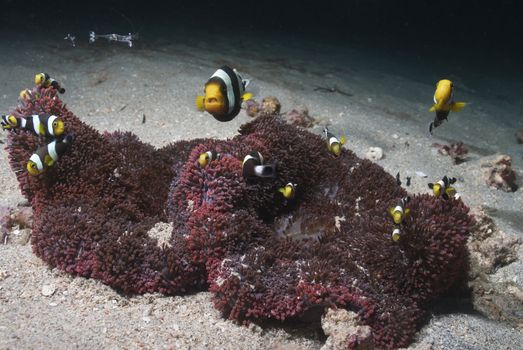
(35, 73, 65, 94)
(391, 226, 402, 242)
(278, 182, 297, 199)
(27, 135, 73, 176)
(195, 66, 253, 122)
(1, 114, 65, 137)
(428, 79, 466, 134)
(428, 176, 457, 200)
(389, 196, 411, 225)
(198, 150, 221, 168)
(323, 127, 346, 156)
(19, 89, 39, 101)
(242, 151, 277, 179)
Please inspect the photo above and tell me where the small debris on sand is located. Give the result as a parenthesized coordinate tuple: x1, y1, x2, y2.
(365, 147, 383, 161)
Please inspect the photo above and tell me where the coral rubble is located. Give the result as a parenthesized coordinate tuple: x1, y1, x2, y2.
(4, 86, 474, 349)
(482, 154, 518, 192)
(432, 141, 469, 164)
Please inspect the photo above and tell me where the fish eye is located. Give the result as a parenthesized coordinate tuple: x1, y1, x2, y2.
(53, 121, 58, 127)
(31, 163, 36, 169)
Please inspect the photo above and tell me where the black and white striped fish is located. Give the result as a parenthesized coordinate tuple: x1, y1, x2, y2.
(242, 151, 277, 179)
(35, 73, 65, 94)
(389, 196, 411, 225)
(195, 66, 253, 122)
(323, 127, 346, 156)
(1, 114, 64, 137)
(198, 150, 221, 168)
(27, 135, 73, 176)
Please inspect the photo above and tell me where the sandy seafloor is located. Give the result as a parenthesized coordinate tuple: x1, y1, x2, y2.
(0, 27, 522, 350)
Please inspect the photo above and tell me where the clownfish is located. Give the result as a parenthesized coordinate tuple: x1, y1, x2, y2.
(389, 196, 411, 225)
(35, 73, 65, 94)
(428, 176, 457, 200)
(198, 150, 221, 168)
(429, 79, 466, 134)
(195, 66, 253, 122)
(323, 127, 346, 156)
(278, 182, 297, 199)
(1, 114, 65, 137)
(242, 151, 277, 179)
(19, 89, 39, 101)
(391, 226, 402, 242)
(27, 135, 73, 176)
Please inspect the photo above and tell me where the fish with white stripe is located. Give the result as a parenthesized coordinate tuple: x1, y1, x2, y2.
(1, 114, 65, 137)
(242, 151, 277, 179)
(198, 150, 221, 168)
(195, 66, 253, 122)
(27, 135, 73, 176)
(35, 73, 65, 94)
(323, 127, 346, 156)
(389, 196, 411, 225)
(428, 176, 458, 200)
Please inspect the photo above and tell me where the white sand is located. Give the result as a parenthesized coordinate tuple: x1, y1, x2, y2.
(1, 29, 522, 349)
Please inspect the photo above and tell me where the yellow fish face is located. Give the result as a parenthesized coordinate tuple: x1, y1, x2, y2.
(392, 211, 403, 225)
(35, 73, 46, 86)
(432, 183, 442, 197)
(434, 79, 453, 108)
(392, 231, 401, 242)
(198, 153, 210, 167)
(19, 89, 31, 100)
(330, 143, 341, 156)
(27, 160, 43, 176)
(53, 119, 65, 136)
(203, 82, 227, 116)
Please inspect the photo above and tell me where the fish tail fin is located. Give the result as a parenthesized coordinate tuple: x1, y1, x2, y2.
(242, 92, 253, 101)
(429, 105, 436, 112)
(451, 102, 466, 112)
(195, 96, 205, 111)
(405, 208, 410, 217)
(278, 187, 285, 194)
(428, 122, 434, 135)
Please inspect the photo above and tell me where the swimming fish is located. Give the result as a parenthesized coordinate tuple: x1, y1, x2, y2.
(34, 73, 65, 94)
(323, 127, 346, 156)
(19, 89, 39, 101)
(428, 176, 457, 200)
(242, 151, 277, 179)
(389, 196, 411, 225)
(195, 66, 253, 122)
(428, 79, 466, 134)
(391, 225, 402, 242)
(198, 150, 221, 168)
(278, 182, 297, 199)
(27, 135, 73, 176)
(1, 114, 64, 137)
(396, 172, 402, 186)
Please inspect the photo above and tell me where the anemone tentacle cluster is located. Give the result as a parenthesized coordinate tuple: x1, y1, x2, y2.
(4, 85, 473, 349)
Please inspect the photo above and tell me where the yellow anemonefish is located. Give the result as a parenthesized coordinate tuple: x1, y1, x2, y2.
(428, 176, 457, 200)
(198, 150, 221, 167)
(19, 89, 39, 101)
(27, 135, 73, 176)
(391, 226, 402, 242)
(242, 151, 277, 179)
(195, 66, 253, 122)
(389, 196, 411, 225)
(278, 182, 297, 199)
(323, 127, 346, 156)
(1, 114, 65, 137)
(428, 79, 466, 134)
(35, 73, 65, 94)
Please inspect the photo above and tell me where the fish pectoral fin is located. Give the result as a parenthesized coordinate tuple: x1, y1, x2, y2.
(340, 136, 346, 145)
(195, 96, 205, 111)
(241, 92, 253, 101)
(44, 155, 55, 167)
(388, 207, 395, 218)
(429, 105, 436, 112)
(450, 102, 466, 112)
